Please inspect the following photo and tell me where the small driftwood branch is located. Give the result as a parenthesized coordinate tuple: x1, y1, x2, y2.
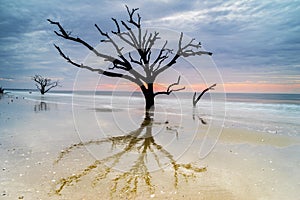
(192, 114, 207, 125)
(193, 83, 216, 106)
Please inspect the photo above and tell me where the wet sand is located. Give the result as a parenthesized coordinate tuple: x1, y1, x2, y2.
(1, 94, 299, 199)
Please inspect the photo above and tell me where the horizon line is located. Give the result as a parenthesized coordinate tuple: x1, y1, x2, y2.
(3, 88, 300, 95)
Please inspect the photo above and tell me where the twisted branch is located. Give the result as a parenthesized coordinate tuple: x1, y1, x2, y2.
(154, 76, 185, 97)
(193, 83, 217, 106)
(53, 44, 140, 84)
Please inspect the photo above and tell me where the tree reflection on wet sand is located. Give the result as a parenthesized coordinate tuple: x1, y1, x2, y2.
(50, 116, 207, 199)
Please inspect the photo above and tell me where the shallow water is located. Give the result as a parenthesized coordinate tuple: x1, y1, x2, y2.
(0, 91, 299, 199)
(7, 90, 300, 136)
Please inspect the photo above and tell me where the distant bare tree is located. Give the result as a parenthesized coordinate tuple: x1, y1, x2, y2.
(48, 5, 212, 115)
(193, 83, 216, 107)
(32, 75, 60, 95)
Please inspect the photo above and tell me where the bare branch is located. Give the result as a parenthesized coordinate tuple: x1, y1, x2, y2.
(95, 24, 131, 70)
(151, 41, 173, 71)
(193, 83, 217, 106)
(144, 32, 160, 53)
(129, 52, 143, 65)
(53, 44, 140, 84)
(121, 6, 147, 55)
(154, 76, 185, 97)
(142, 30, 148, 49)
(47, 19, 130, 68)
(178, 33, 212, 57)
(154, 32, 212, 77)
(48, 19, 148, 84)
(121, 20, 139, 47)
(45, 81, 60, 93)
(111, 18, 121, 34)
(111, 18, 136, 48)
(125, 5, 141, 28)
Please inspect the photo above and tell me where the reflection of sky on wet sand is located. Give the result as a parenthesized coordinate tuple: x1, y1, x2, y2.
(0, 95, 78, 199)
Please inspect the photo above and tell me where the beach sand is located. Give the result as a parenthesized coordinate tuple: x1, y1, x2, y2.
(1, 94, 299, 199)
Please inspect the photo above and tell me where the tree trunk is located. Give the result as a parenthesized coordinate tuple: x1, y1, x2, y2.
(40, 86, 45, 95)
(144, 95, 154, 120)
(141, 83, 155, 118)
(145, 94, 154, 110)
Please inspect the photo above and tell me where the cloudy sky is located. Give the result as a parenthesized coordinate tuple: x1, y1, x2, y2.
(0, 0, 299, 93)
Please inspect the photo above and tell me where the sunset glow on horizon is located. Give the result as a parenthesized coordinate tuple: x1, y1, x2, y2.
(93, 81, 300, 94)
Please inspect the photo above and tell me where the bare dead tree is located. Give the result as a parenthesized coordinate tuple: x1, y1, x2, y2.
(192, 83, 216, 107)
(48, 5, 212, 114)
(32, 75, 60, 95)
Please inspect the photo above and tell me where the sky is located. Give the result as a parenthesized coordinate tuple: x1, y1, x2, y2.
(0, 0, 300, 93)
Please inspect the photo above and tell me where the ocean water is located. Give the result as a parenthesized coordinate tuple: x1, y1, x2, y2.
(5, 89, 300, 137)
(224, 94, 300, 136)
